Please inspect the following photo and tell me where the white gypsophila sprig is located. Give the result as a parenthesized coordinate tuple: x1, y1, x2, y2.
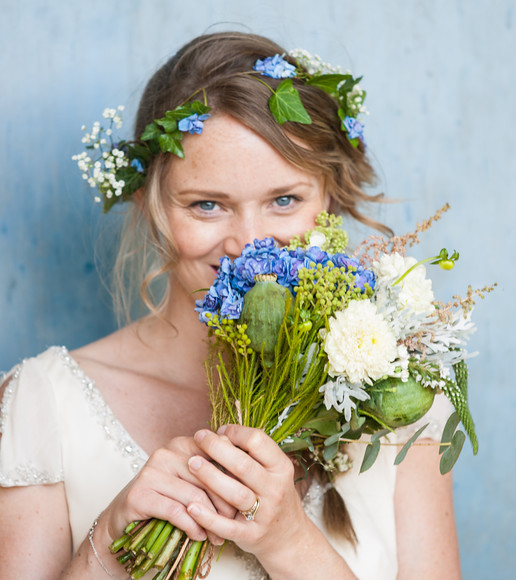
(289, 48, 344, 75)
(72, 106, 127, 202)
(288, 48, 368, 117)
(320, 376, 370, 422)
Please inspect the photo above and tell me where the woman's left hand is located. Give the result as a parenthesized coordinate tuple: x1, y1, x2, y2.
(185, 424, 309, 559)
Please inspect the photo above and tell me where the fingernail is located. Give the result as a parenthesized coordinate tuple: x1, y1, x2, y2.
(187, 504, 201, 517)
(194, 430, 207, 443)
(188, 456, 202, 471)
(217, 425, 227, 435)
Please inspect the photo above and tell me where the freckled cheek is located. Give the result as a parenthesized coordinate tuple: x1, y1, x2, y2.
(173, 229, 220, 260)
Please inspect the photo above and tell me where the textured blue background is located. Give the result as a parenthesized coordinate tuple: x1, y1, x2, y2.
(1, 1, 514, 577)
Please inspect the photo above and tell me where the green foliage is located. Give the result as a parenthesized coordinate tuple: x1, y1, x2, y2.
(440, 413, 467, 474)
(141, 101, 211, 159)
(287, 211, 349, 253)
(394, 423, 429, 465)
(269, 79, 312, 125)
(441, 364, 478, 454)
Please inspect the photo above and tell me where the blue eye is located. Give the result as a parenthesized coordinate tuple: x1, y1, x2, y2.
(198, 201, 217, 211)
(275, 196, 293, 207)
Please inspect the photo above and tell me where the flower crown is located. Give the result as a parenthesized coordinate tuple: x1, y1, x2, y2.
(73, 51, 367, 213)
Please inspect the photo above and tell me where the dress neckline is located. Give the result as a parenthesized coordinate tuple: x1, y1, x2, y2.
(56, 346, 149, 473)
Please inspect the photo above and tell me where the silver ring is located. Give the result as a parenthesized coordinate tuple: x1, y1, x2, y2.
(239, 497, 260, 521)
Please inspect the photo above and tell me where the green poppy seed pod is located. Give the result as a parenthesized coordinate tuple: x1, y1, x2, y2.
(361, 376, 435, 428)
(239, 274, 291, 367)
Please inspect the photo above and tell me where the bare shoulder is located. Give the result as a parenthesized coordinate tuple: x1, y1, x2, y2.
(0, 483, 71, 577)
(394, 440, 462, 578)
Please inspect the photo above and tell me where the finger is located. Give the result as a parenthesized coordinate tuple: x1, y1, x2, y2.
(198, 426, 290, 472)
(186, 502, 252, 544)
(194, 430, 268, 491)
(188, 455, 256, 514)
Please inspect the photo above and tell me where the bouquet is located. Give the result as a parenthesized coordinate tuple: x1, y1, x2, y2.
(109, 207, 493, 579)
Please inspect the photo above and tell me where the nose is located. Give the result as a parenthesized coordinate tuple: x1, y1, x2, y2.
(222, 215, 269, 258)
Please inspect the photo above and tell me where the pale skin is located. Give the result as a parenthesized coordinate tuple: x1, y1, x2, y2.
(0, 115, 461, 579)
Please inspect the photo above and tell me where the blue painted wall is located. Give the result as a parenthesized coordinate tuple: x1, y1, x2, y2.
(1, 1, 514, 577)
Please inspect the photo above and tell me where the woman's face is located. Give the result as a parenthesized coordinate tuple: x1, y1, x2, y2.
(165, 114, 328, 298)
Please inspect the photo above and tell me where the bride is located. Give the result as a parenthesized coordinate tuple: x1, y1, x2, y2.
(0, 31, 461, 579)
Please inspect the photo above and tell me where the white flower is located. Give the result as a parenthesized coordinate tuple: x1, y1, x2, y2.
(374, 253, 434, 315)
(322, 299, 398, 384)
(308, 231, 326, 248)
(320, 376, 370, 421)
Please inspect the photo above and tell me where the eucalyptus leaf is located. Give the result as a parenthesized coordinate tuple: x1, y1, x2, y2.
(360, 438, 381, 473)
(371, 428, 391, 442)
(324, 432, 342, 447)
(440, 430, 466, 474)
(394, 423, 429, 465)
(280, 437, 310, 453)
(305, 419, 338, 436)
(440, 412, 460, 454)
(269, 79, 312, 125)
(323, 441, 339, 461)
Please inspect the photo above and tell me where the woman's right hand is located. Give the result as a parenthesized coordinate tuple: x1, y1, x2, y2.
(102, 434, 235, 546)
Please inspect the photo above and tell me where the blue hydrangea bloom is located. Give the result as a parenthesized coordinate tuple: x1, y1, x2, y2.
(178, 113, 211, 135)
(342, 116, 365, 140)
(131, 158, 145, 173)
(194, 238, 376, 324)
(254, 54, 297, 79)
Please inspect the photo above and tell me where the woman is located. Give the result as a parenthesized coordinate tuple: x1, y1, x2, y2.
(0, 32, 461, 579)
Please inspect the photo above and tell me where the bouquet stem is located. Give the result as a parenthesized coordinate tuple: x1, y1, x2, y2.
(110, 520, 209, 580)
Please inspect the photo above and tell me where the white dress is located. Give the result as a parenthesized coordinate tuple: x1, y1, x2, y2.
(0, 347, 452, 580)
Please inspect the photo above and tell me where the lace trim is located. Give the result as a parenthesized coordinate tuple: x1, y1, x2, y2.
(56, 346, 147, 474)
(0, 364, 65, 486)
(0, 463, 64, 486)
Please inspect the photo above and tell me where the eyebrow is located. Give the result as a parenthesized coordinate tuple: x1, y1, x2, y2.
(173, 181, 315, 199)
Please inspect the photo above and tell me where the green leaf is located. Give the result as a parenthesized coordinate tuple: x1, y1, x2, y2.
(280, 436, 311, 453)
(360, 438, 381, 473)
(305, 419, 338, 436)
(439, 411, 460, 454)
(323, 441, 339, 461)
(269, 79, 312, 125)
(324, 432, 342, 447)
(440, 430, 466, 474)
(371, 428, 391, 442)
(394, 423, 429, 465)
(140, 122, 162, 142)
(156, 118, 178, 133)
(306, 73, 353, 94)
(349, 412, 366, 431)
(158, 133, 185, 157)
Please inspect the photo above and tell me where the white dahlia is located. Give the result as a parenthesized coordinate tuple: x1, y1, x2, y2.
(321, 299, 398, 384)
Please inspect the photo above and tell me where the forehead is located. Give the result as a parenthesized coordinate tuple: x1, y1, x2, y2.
(166, 114, 320, 192)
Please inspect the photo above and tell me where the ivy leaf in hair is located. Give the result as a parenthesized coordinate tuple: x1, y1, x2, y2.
(269, 79, 312, 125)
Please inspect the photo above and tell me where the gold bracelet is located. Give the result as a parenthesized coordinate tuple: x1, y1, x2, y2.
(88, 517, 124, 580)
